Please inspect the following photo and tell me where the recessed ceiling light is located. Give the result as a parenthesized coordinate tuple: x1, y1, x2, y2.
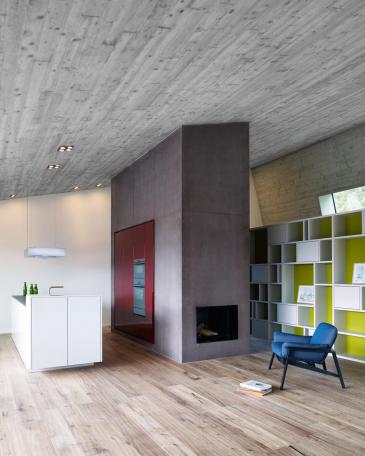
(96, 183, 103, 188)
(57, 144, 73, 152)
(47, 164, 62, 170)
(9, 194, 16, 198)
(73, 186, 79, 191)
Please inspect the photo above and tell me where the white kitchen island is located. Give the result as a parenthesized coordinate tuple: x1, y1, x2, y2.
(11, 295, 102, 371)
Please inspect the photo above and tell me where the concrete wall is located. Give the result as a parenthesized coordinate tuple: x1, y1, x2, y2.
(111, 123, 250, 363)
(0, 188, 111, 333)
(249, 170, 263, 228)
(111, 130, 183, 362)
(181, 124, 250, 361)
(252, 123, 365, 225)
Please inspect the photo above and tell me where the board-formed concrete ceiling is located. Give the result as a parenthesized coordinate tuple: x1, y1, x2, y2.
(1, 0, 365, 200)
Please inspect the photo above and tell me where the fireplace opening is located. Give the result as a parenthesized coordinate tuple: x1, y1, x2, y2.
(196, 305, 238, 343)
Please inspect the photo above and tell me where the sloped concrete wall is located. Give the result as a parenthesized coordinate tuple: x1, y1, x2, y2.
(252, 123, 365, 225)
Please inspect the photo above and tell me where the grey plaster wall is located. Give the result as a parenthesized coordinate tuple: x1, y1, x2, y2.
(111, 130, 183, 362)
(252, 123, 365, 225)
(112, 123, 250, 363)
(181, 124, 250, 361)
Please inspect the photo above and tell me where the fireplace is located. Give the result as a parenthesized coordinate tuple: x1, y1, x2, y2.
(196, 305, 238, 343)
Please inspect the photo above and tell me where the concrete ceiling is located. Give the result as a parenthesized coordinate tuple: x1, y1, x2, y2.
(1, 0, 365, 200)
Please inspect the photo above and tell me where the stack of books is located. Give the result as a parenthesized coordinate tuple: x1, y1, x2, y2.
(238, 380, 272, 397)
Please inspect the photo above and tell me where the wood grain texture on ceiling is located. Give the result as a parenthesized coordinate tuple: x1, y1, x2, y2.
(1, 0, 365, 200)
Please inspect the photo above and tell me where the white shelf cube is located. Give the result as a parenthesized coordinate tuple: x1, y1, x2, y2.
(296, 241, 320, 262)
(277, 304, 297, 325)
(333, 285, 364, 310)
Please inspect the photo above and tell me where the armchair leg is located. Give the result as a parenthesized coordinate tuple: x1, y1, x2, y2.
(332, 351, 346, 389)
(268, 352, 275, 370)
(280, 357, 289, 390)
(322, 360, 327, 371)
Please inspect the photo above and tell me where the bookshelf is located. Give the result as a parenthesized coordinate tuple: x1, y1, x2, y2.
(250, 208, 365, 364)
(250, 227, 269, 339)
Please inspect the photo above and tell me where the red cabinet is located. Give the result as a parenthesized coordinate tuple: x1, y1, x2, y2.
(114, 221, 154, 343)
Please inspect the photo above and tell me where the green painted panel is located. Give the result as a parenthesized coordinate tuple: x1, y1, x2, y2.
(320, 264, 332, 284)
(320, 218, 332, 238)
(345, 212, 362, 236)
(345, 336, 365, 357)
(309, 307, 314, 326)
(327, 287, 332, 323)
(345, 238, 365, 283)
(294, 264, 313, 303)
(297, 223, 303, 241)
(326, 264, 332, 283)
(345, 311, 365, 333)
(340, 309, 365, 359)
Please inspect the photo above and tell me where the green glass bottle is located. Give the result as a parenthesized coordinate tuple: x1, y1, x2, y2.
(30, 284, 34, 295)
(23, 282, 27, 296)
(34, 284, 38, 295)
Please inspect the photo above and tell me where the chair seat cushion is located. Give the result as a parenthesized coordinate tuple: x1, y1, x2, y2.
(272, 341, 325, 363)
(283, 345, 325, 363)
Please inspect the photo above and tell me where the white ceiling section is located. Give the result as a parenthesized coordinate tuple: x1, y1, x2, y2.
(1, 0, 365, 200)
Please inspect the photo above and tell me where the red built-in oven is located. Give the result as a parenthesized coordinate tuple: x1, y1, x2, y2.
(114, 221, 154, 343)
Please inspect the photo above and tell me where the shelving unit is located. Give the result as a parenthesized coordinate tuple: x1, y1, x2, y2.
(249, 227, 269, 340)
(250, 208, 365, 363)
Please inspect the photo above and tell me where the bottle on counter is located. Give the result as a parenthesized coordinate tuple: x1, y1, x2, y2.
(30, 284, 34, 294)
(23, 282, 27, 296)
(34, 284, 38, 294)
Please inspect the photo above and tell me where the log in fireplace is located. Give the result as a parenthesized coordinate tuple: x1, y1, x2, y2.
(196, 305, 238, 343)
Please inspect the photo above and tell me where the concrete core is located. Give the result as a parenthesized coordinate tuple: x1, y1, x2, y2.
(112, 123, 250, 362)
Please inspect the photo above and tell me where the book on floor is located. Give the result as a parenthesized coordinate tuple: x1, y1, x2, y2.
(239, 380, 272, 392)
(238, 388, 272, 397)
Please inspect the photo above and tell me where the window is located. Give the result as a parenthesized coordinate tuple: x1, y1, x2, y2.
(319, 185, 365, 215)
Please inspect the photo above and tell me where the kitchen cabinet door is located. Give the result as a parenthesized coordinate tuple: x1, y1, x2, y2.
(31, 297, 68, 369)
(68, 296, 102, 365)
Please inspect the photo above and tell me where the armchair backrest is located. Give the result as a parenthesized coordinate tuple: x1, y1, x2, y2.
(311, 322, 337, 348)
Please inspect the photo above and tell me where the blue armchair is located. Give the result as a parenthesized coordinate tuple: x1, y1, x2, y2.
(269, 322, 345, 390)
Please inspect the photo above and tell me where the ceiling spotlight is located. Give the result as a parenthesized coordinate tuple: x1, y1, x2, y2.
(57, 144, 73, 152)
(96, 183, 103, 188)
(9, 194, 16, 198)
(73, 186, 79, 191)
(47, 164, 62, 170)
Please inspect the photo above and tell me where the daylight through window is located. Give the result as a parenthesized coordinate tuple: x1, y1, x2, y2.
(319, 185, 365, 215)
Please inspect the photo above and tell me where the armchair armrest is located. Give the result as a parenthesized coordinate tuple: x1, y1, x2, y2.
(283, 343, 329, 352)
(273, 332, 311, 344)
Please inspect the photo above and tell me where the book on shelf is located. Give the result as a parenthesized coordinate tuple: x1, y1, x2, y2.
(239, 380, 272, 392)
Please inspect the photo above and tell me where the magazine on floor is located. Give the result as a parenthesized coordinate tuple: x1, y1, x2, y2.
(238, 380, 272, 396)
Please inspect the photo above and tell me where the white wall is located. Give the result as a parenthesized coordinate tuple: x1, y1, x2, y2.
(0, 188, 111, 333)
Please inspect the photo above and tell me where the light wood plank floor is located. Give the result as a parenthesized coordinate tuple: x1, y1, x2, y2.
(1, 330, 365, 456)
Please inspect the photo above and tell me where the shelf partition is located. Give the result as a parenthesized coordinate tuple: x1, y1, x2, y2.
(333, 211, 362, 237)
(308, 216, 332, 240)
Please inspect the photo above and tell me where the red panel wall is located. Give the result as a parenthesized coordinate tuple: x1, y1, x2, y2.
(114, 221, 154, 343)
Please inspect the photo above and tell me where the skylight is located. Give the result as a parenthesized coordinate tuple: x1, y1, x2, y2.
(319, 185, 365, 215)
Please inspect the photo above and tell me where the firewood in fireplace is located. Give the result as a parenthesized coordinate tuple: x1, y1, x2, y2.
(197, 323, 218, 337)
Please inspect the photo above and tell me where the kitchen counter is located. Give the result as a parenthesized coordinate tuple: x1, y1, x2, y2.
(11, 294, 102, 371)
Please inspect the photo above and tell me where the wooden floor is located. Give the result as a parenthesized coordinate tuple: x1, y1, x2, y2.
(1, 331, 365, 456)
